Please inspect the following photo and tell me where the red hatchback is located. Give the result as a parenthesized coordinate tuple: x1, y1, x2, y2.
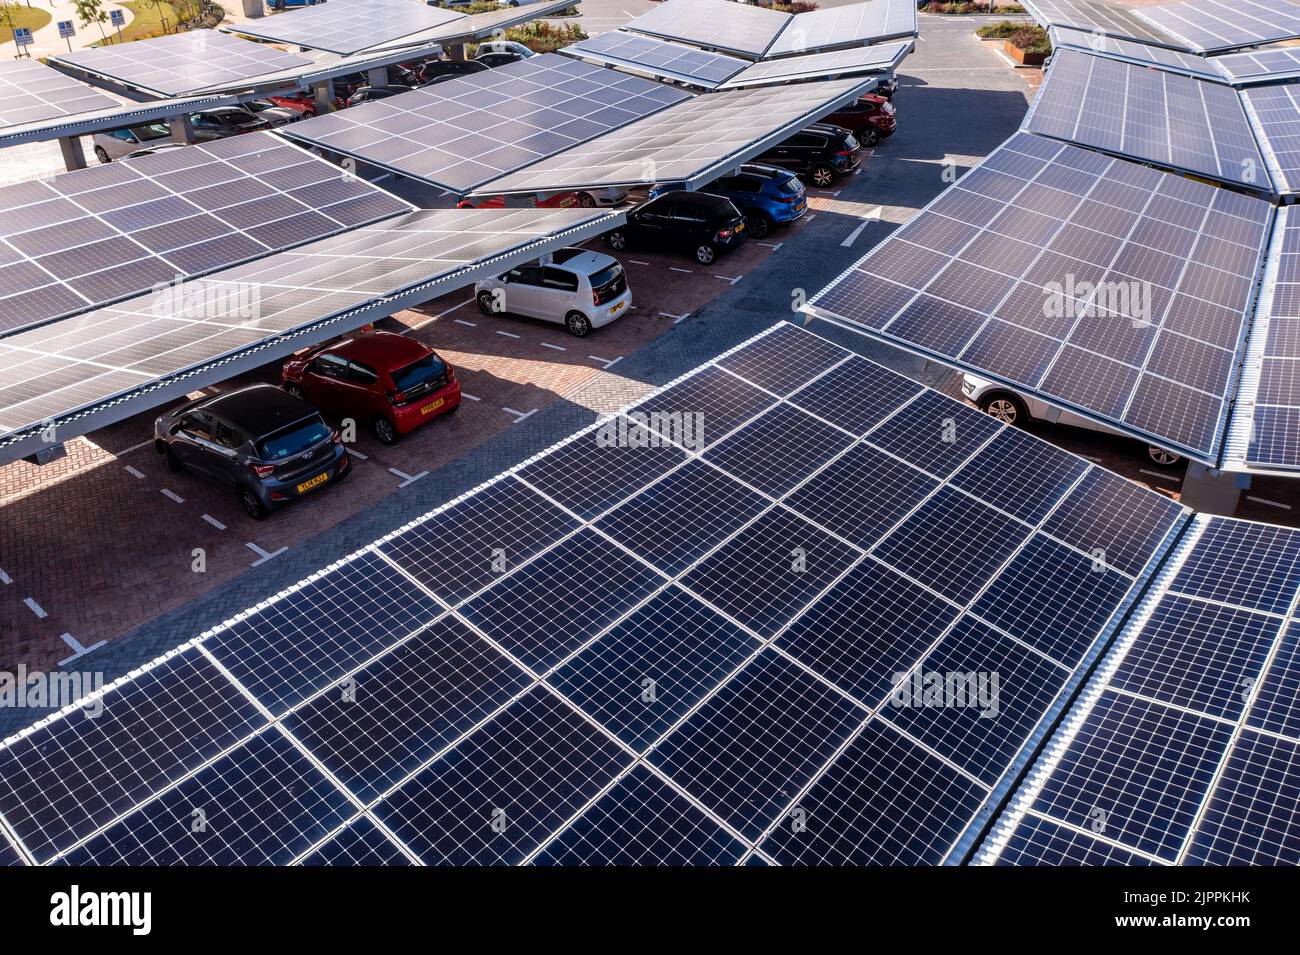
(282, 330, 461, 444)
(822, 93, 896, 145)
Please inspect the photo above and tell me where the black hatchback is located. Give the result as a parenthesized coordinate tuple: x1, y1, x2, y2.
(604, 191, 747, 265)
(154, 384, 349, 519)
(755, 122, 861, 188)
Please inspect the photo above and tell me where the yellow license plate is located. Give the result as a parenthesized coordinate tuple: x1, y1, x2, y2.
(736, 221, 744, 232)
(610, 301, 625, 315)
(296, 472, 329, 494)
(421, 397, 445, 415)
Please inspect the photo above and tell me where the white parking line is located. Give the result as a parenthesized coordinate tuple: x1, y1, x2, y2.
(404, 298, 474, 333)
(346, 447, 368, 461)
(630, 259, 651, 266)
(660, 311, 691, 323)
(541, 342, 567, 351)
(454, 318, 477, 328)
(1247, 495, 1292, 510)
(24, 597, 46, 619)
(0, 568, 10, 585)
(1139, 468, 1181, 483)
(117, 439, 153, 456)
(58, 633, 107, 668)
(161, 489, 185, 504)
(714, 274, 742, 285)
(842, 206, 883, 248)
(202, 514, 227, 530)
(124, 465, 145, 479)
(246, 542, 287, 567)
(757, 241, 783, 250)
(389, 467, 428, 487)
(461, 392, 482, 401)
(495, 330, 521, 339)
(589, 355, 622, 369)
(503, 407, 537, 423)
(670, 267, 693, 273)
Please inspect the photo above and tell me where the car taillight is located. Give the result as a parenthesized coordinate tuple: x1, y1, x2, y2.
(388, 391, 404, 406)
(252, 463, 275, 478)
(331, 429, 342, 445)
(837, 149, 854, 157)
(593, 290, 601, 306)
(774, 194, 797, 204)
(717, 228, 733, 239)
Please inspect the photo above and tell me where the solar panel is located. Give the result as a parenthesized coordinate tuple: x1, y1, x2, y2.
(220, 0, 464, 56)
(805, 131, 1274, 462)
(0, 321, 1195, 865)
(0, 60, 121, 129)
(1048, 26, 1225, 80)
(718, 41, 913, 90)
(1027, 49, 1268, 190)
(280, 54, 690, 195)
(1022, 0, 1185, 47)
(480, 77, 873, 195)
(980, 514, 1300, 866)
(624, 0, 791, 58)
(50, 30, 314, 98)
(1134, 0, 1300, 54)
(1213, 47, 1300, 85)
(1242, 85, 1300, 195)
(0, 92, 240, 151)
(765, 0, 918, 57)
(361, 0, 581, 54)
(0, 207, 621, 461)
(561, 32, 748, 89)
(0, 132, 408, 337)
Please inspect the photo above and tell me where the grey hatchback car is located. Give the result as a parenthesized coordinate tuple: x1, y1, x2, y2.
(154, 384, 349, 519)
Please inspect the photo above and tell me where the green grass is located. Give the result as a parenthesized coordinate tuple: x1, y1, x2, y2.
(0, 4, 53, 46)
(95, 0, 180, 45)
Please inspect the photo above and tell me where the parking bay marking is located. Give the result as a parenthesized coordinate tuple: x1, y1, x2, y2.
(202, 514, 227, 530)
(842, 206, 883, 248)
(161, 488, 185, 504)
(124, 465, 145, 479)
(1247, 495, 1292, 510)
(714, 274, 742, 285)
(541, 342, 567, 352)
(503, 407, 537, 424)
(389, 467, 427, 488)
(0, 567, 11, 585)
(24, 597, 46, 619)
(58, 633, 106, 668)
(246, 542, 287, 567)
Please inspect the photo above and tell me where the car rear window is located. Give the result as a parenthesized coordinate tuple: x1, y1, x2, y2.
(133, 123, 172, 142)
(392, 353, 448, 393)
(257, 418, 330, 459)
(776, 175, 802, 196)
(590, 263, 623, 290)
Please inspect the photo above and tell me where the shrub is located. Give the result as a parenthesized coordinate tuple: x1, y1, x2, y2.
(1010, 24, 1050, 54)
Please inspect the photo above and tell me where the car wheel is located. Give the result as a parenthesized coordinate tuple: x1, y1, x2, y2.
(605, 230, 627, 251)
(283, 381, 304, 400)
(577, 192, 597, 208)
(93, 146, 111, 164)
(860, 128, 880, 147)
(695, 244, 716, 265)
(373, 416, 398, 445)
(477, 290, 499, 315)
(1148, 445, 1181, 467)
(565, 311, 592, 337)
(745, 213, 771, 240)
(239, 488, 268, 520)
(978, 392, 1029, 427)
(810, 164, 836, 188)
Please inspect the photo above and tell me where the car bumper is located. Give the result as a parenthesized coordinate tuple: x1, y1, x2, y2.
(591, 291, 634, 328)
(259, 447, 350, 507)
(770, 198, 807, 224)
(392, 380, 462, 435)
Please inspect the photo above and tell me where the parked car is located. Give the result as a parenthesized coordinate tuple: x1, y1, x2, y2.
(346, 85, 412, 106)
(475, 247, 632, 337)
(244, 99, 302, 127)
(754, 122, 861, 187)
(703, 163, 806, 240)
(604, 191, 747, 265)
(282, 330, 461, 444)
(418, 59, 489, 86)
(477, 51, 527, 68)
(124, 142, 188, 161)
(188, 107, 271, 142)
(962, 374, 1182, 466)
(821, 92, 896, 145)
(476, 39, 535, 59)
(265, 92, 320, 116)
(92, 122, 172, 163)
(154, 384, 349, 519)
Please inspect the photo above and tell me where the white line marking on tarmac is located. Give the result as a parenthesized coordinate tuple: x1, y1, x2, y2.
(388, 467, 427, 488)
(0, 568, 10, 585)
(1247, 495, 1292, 510)
(24, 597, 46, 619)
(161, 489, 185, 503)
(496, 330, 521, 339)
(461, 392, 482, 401)
(454, 318, 477, 327)
(660, 312, 691, 323)
(670, 267, 692, 273)
(714, 274, 742, 285)
(346, 447, 368, 461)
(504, 407, 537, 423)
(630, 259, 651, 266)
(757, 241, 783, 250)
(124, 465, 145, 479)
(58, 633, 106, 667)
(202, 514, 227, 530)
(541, 342, 567, 351)
(118, 439, 153, 456)
(1139, 468, 1181, 482)
(405, 298, 474, 333)
(246, 542, 288, 566)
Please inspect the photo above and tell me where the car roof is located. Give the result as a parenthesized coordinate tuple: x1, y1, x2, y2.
(736, 163, 794, 179)
(652, 190, 733, 210)
(544, 248, 618, 275)
(805, 122, 852, 137)
(200, 384, 317, 435)
(326, 330, 433, 370)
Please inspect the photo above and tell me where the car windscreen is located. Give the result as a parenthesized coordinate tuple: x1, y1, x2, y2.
(257, 417, 330, 459)
(132, 123, 172, 142)
(392, 353, 447, 393)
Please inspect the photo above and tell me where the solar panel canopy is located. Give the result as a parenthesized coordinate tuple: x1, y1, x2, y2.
(625, 0, 791, 58)
(1048, 26, 1223, 80)
(0, 132, 408, 338)
(1023, 0, 1183, 47)
(805, 132, 1274, 463)
(0, 207, 619, 461)
(561, 32, 749, 89)
(0, 321, 1193, 865)
(981, 514, 1300, 866)
(1027, 49, 1269, 191)
(361, 0, 579, 54)
(1213, 46, 1300, 85)
(280, 54, 690, 195)
(1135, 0, 1300, 54)
(221, 0, 463, 55)
(0, 60, 122, 129)
(49, 30, 314, 98)
(719, 41, 912, 90)
(765, 0, 918, 57)
(478, 77, 873, 195)
(1243, 85, 1300, 196)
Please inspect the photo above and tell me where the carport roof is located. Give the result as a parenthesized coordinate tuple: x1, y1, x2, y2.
(219, 0, 463, 56)
(0, 60, 121, 129)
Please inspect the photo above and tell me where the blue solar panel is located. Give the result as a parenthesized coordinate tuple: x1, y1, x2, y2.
(203, 551, 443, 715)
(1247, 627, 1300, 739)
(374, 688, 631, 865)
(992, 814, 1156, 866)
(866, 391, 1002, 478)
(631, 365, 776, 449)
(299, 817, 412, 866)
(714, 322, 847, 395)
(0, 837, 22, 866)
(702, 403, 855, 497)
(1168, 520, 1300, 615)
(786, 355, 925, 435)
(517, 429, 686, 520)
(547, 588, 757, 752)
(58, 730, 354, 866)
(283, 617, 532, 802)
(950, 427, 1088, 524)
(531, 764, 747, 866)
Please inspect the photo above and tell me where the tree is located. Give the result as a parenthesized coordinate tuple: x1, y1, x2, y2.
(73, 0, 110, 42)
(138, 0, 172, 35)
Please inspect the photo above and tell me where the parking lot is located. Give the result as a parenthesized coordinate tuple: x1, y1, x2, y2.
(3, 10, 1298, 682)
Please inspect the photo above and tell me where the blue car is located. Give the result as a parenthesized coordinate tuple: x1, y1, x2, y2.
(701, 164, 807, 240)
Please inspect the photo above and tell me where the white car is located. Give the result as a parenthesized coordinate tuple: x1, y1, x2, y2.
(475, 248, 632, 337)
(475, 39, 536, 59)
(92, 122, 173, 163)
(962, 374, 1182, 466)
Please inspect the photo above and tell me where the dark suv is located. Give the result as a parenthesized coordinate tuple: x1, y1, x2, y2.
(755, 122, 861, 188)
(604, 191, 747, 265)
(154, 384, 349, 519)
(703, 163, 806, 239)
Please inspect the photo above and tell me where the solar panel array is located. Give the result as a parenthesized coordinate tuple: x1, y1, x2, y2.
(0, 60, 121, 129)
(1027, 49, 1267, 190)
(765, 0, 918, 56)
(1243, 85, 1300, 196)
(1213, 47, 1300, 85)
(1135, 0, 1300, 54)
(222, 0, 464, 56)
(805, 132, 1273, 462)
(0, 132, 407, 337)
(0, 208, 618, 450)
(361, 0, 580, 54)
(0, 322, 1193, 866)
(280, 55, 690, 195)
(719, 41, 912, 90)
(561, 32, 748, 89)
(980, 514, 1300, 866)
(1048, 27, 1223, 80)
(625, 0, 790, 58)
(1022, 0, 1181, 47)
(50, 30, 314, 98)
(479, 77, 871, 195)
